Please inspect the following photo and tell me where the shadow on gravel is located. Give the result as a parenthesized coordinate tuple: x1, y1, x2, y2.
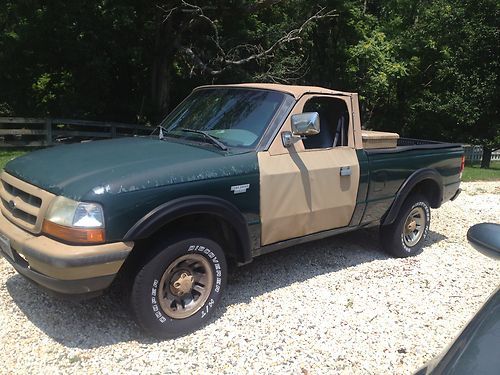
(6, 227, 447, 349)
(222, 228, 446, 308)
(5, 274, 151, 348)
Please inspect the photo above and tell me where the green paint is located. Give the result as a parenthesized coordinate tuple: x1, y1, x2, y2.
(5, 137, 260, 241)
(360, 147, 463, 224)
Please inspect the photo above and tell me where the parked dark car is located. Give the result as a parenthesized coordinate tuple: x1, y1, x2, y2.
(415, 223, 500, 374)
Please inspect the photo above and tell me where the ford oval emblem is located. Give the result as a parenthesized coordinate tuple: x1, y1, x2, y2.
(8, 200, 16, 210)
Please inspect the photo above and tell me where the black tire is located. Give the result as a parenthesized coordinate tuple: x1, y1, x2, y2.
(380, 194, 431, 258)
(130, 234, 227, 339)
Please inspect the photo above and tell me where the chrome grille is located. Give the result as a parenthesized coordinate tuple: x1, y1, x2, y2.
(0, 172, 55, 233)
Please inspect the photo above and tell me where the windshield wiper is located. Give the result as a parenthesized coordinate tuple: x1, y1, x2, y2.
(181, 129, 228, 151)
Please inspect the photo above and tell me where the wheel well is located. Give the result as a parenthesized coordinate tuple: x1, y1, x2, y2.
(156, 213, 240, 260)
(410, 179, 441, 208)
(121, 213, 241, 275)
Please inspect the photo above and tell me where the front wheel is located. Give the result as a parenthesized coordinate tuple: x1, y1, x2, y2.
(130, 235, 227, 339)
(380, 194, 431, 257)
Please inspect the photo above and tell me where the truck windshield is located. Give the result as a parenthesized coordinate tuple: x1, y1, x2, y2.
(159, 88, 287, 149)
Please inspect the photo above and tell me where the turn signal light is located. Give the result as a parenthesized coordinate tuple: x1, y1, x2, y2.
(42, 220, 105, 244)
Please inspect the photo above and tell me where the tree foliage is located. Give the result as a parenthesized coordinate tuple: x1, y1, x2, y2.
(401, 0, 499, 166)
(0, 0, 498, 164)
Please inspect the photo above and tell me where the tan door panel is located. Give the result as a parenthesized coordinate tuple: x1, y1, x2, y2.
(259, 93, 360, 246)
(258, 148, 359, 245)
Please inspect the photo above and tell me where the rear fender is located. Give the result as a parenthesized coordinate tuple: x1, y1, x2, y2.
(381, 169, 443, 226)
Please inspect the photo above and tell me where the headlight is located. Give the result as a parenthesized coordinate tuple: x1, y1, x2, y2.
(43, 196, 105, 244)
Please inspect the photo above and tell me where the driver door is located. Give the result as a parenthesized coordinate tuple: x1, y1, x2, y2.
(258, 94, 360, 245)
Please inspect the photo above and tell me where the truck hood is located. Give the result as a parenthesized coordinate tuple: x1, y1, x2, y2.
(5, 137, 230, 200)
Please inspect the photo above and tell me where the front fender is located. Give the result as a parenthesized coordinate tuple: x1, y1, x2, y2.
(123, 195, 252, 263)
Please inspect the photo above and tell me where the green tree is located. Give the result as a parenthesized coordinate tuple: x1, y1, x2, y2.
(0, 0, 498, 166)
(394, 0, 499, 167)
(0, 1, 155, 121)
(0, 1, 337, 120)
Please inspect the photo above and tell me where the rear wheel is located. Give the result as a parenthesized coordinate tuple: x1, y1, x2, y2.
(130, 235, 227, 339)
(380, 194, 431, 257)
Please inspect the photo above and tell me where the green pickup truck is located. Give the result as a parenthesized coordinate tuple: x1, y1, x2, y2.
(0, 84, 463, 338)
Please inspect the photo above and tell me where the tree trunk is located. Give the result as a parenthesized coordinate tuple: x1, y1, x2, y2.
(151, 19, 175, 120)
(481, 146, 492, 169)
(152, 55, 172, 119)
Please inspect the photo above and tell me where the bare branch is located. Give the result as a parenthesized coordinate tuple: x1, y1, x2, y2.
(179, 46, 224, 76)
(157, 4, 179, 22)
(175, 5, 337, 76)
(177, 1, 226, 57)
(255, 55, 311, 84)
(223, 7, 336, 66)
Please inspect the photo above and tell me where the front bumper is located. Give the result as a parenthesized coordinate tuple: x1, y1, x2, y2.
(0, 212, 133, 295)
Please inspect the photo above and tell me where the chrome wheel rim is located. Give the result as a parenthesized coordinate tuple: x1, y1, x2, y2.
(403, 207, 426, 247)
(158, 254, 214, 319)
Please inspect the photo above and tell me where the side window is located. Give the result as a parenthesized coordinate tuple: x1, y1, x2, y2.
(302, 97, 349, 150)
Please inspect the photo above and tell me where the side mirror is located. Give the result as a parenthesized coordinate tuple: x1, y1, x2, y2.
(282, 112, 321, 148)
(291, 112, 320, 136)
(466, 223, 500, 260)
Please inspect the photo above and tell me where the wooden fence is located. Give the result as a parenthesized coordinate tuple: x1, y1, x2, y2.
(0, 117, 152, 147)
(463, 145, 500, 164)
(2, 118, 499, 163)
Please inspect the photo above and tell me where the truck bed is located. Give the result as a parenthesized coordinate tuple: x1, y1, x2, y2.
(365, 138, 462, 154)
(358, 138, 463, 225)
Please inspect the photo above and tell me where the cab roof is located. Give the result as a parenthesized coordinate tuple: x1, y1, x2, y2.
(195, 83, 354, 99)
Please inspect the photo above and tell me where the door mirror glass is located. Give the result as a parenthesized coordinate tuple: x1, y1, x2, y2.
(291, 112, 320, 136)
(467, 223, 500, 260)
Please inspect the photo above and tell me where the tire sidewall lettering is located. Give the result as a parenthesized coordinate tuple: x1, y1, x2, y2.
(150, 243, 223, 324)
(187, 244, 222, 294)
(151, 280, 168, 323)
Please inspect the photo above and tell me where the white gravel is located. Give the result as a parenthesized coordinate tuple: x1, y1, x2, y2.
(1, 181, 499, 374)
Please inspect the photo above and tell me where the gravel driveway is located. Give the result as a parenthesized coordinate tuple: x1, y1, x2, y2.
(1, 181, 499, 374)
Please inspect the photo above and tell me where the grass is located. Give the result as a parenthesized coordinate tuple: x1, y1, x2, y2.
(0, 149, 27, 170)
(462, 162, 500, 182)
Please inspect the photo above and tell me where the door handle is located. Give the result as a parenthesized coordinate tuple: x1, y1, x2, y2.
(340, 166, 352, 176)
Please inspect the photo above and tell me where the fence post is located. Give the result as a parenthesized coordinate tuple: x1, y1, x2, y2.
(45, 118, 53, 145)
